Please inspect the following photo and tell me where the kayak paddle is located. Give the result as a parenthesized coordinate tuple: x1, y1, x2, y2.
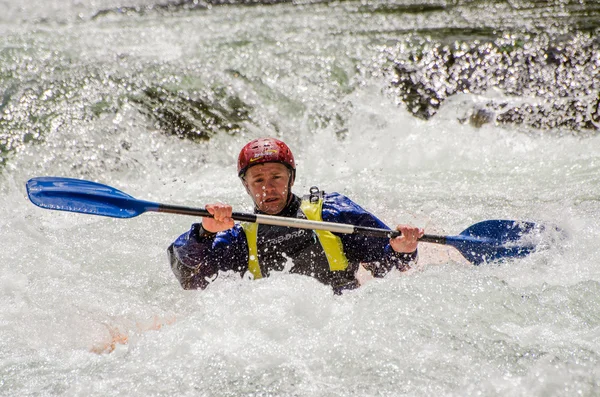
(26, 176, 544, 265)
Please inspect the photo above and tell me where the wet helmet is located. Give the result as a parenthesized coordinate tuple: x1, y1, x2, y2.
(237, 137, 296, 179)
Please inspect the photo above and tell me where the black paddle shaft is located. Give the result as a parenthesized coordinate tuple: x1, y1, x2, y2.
(158, 204, 257, 222)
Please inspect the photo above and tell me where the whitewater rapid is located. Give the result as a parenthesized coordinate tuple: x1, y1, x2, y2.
(1, 1, 600, 396)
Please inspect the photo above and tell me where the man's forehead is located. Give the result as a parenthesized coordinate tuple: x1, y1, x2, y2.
(246, 162, 288, 177)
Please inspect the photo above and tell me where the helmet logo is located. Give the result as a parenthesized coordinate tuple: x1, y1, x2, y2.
(249, 149, 278, 163)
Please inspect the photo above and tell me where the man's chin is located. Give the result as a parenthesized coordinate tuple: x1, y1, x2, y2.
(259, 201, 284, 214)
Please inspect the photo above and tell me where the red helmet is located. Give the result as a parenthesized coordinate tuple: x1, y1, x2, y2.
(237, 137, 295, 178)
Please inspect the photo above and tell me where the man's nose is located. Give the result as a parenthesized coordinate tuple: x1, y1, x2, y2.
(263, 178, 277, 189)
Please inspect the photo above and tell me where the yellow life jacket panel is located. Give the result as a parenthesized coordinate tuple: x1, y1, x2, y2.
(299, 194, 349, 271)
(241, 189, 349, 278)
(241, 222, 262, 279)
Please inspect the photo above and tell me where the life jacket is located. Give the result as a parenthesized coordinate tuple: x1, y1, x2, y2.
(241, 187, 349, 279)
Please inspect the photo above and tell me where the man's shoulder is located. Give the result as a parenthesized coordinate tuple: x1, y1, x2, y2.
(318, 190, 366, 218)
(300, 188, 353, 207)
(322, 191, 352, 204)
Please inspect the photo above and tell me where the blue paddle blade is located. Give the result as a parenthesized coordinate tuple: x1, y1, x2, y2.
(446, 220, 539, 265)
(26, 177, 160, 218)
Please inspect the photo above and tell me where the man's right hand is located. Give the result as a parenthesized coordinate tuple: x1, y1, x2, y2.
(202, 203, 235, 233)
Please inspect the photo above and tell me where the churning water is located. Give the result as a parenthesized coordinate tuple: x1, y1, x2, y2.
(1, 0, 600, 396)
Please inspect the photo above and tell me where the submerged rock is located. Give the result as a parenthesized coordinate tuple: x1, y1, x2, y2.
(389, 32, 600, 132)
(129, 86, 252, 141)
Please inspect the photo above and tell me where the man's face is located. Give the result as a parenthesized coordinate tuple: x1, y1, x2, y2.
(242, 162, 293, 214)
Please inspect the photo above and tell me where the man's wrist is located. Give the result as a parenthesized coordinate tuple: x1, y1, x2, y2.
(198, 223, 217, 238)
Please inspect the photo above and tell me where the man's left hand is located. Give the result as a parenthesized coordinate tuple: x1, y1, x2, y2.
(390, 224, 424, 254)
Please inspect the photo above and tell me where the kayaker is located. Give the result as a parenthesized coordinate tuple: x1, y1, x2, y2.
(168, 137, 424, 294)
